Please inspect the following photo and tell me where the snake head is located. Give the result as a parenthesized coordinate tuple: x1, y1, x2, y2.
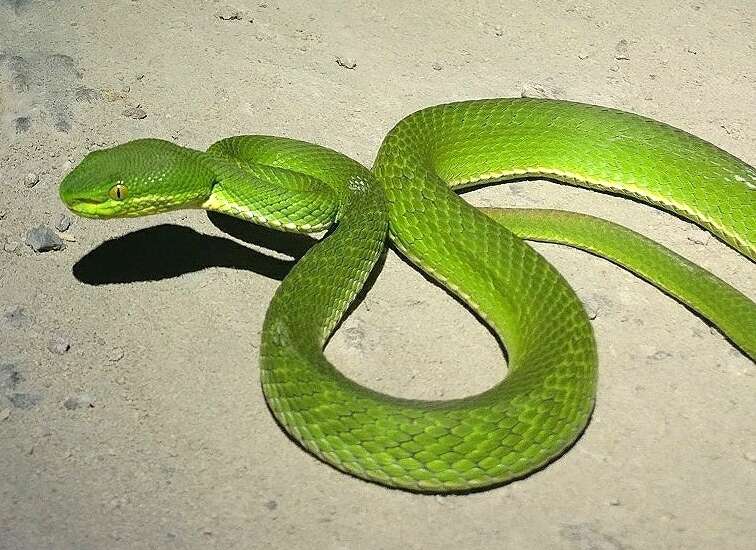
(60, 138, 216, 218)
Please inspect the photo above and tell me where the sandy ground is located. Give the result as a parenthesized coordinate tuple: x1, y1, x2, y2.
(1, 1, 754, 549)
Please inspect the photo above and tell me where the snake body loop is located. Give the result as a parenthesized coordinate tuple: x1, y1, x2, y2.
(60, 98, 755, 492)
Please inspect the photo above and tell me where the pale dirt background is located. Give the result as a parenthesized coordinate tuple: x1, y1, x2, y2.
(1, 1, 754, 549)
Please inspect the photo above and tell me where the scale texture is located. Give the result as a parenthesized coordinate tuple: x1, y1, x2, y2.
(59, 98, 756, 492)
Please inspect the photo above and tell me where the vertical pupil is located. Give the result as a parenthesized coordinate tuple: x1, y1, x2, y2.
(117, 187, 122, 199)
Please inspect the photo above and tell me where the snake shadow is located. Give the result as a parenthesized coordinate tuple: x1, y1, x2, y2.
(72, 211, 386, 309)
(73, 212, 317, 284)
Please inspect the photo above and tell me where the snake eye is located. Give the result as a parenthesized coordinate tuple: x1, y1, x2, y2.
(108, 183, 128, 201)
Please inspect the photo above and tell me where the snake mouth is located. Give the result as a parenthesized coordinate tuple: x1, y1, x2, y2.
(62, 196, 112, 218)
(59, 170, 111, 218)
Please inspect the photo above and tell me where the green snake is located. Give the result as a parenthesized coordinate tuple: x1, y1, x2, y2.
(60, 98, 756, 492)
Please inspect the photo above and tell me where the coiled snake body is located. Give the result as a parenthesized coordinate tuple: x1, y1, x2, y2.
(60, 98, 755, 492)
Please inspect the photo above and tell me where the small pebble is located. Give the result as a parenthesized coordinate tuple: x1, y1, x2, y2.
(0, 408, 10, 421)
(26, 225, 64, 252)
(108, 347, 125, 362)
(215, 6, 244, 20)
(47, 336, 71, 355)
(63, 393, 95, 410)
(109, 496, 127, 510)
(264, 499, 278, 511)
(581, 295, 610, 321)
(4, 240, 20, 253)
(24, 172, 39, 188)
(520, 83, 555, 99)
(614, 39, 631, 60)
(584, 302, 600, 320)
(649, 350, 673, 361)
(431, 62, 443, 71)
(608, 498, 621, 506)
(74, 87, 101, 103)
(55, 214, 72, 232)
(342, 322, 366, 352)
(686, 229, 710, 246)
(744, 452, 756, 463)
(122, 106, 147, 120)
(335, 56, 357, 69)
(102, 89, 127, 102)
(0, 210, 7, 219)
